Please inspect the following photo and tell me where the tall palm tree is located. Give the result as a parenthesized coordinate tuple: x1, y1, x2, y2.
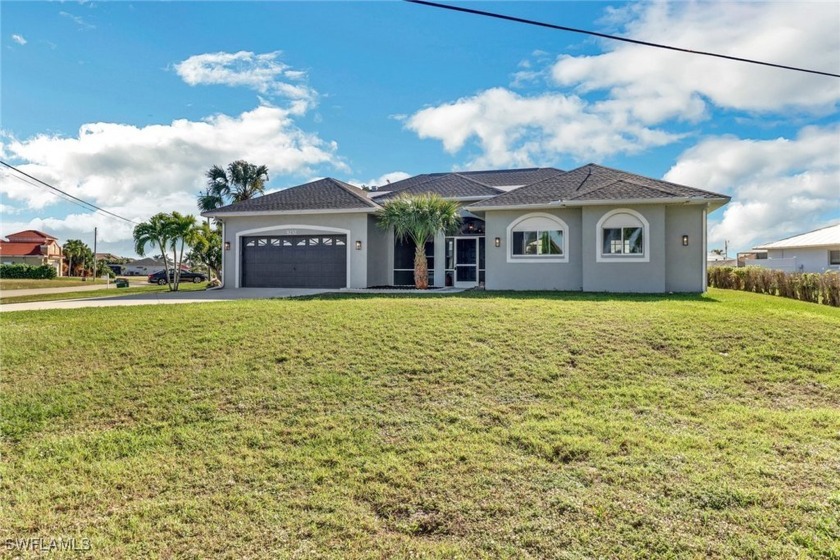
(204, 160, 269, 205)
(377, 194, 462, 289)
(166, 212, 198, 291)
(133, 213, 175, 290)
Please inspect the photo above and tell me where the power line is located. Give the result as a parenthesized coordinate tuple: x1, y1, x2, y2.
(0, 160, 139, 225)
(3, 170, 113, 217)
(405, 0, 840, 79)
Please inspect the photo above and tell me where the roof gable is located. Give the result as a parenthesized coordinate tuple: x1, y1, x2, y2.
(207, 178, 380, 214)
(5, 229, 57, 242)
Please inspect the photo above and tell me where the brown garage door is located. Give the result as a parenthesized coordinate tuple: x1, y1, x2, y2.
(241, 235, 347, 288)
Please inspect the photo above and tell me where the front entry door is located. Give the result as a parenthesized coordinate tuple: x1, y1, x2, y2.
(455, 238, 478, 288)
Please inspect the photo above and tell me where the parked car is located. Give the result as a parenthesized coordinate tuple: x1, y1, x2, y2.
(147, 269, 206, 285)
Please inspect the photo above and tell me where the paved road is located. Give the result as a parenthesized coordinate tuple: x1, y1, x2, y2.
(1, 281, 147, 297)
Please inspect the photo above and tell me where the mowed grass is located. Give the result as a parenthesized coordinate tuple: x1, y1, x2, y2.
(1, 289, 838, 559)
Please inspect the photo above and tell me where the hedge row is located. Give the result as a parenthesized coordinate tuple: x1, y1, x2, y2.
(708, 266, 840, 307)
(0, 263, 58, 279)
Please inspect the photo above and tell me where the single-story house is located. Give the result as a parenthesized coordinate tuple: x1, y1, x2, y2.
(123, 257, 168, 276)
(745, 223, 840, 273)
(203, 164, 731, 293)
(0, 229, 64, 276)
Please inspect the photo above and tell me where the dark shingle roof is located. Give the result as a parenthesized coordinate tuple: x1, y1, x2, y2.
(374, 173, 503, 201)
(471, 164, 729, 208)
(457, 168, 564, 187)
(209, 178, 379, 214)
(375, 167, 563, 199)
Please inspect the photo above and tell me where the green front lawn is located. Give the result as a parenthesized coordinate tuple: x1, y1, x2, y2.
(1, 290, 838, 558)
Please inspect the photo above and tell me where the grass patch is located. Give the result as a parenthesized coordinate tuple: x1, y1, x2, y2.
(1, 289, 838, 558)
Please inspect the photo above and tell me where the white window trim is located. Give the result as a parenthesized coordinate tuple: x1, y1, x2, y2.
(234, 224, 352, 289)
(596, 208, 650, 263)
(506, 212, 569, 263)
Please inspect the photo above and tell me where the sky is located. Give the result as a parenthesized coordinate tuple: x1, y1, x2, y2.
(1, 0, 838, 258)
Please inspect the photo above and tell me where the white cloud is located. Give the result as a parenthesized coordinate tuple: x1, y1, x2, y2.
(665, 125, 840, 251)
(0, 104, 347, 246)
(11, 34, 27, 45)
(406, 87, 678, 169)
(551, 2, 840, 121)
(174, 51, 315, 107)
(59, 11, 95, 30)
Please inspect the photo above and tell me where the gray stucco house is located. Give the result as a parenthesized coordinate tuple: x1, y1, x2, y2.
(203, 164, 730, 293)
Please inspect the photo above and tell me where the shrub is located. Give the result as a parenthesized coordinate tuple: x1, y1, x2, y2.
(0, 264, 58, 279)
(708, 266, 840, 307)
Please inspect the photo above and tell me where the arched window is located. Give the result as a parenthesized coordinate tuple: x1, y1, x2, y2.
(596, 209, 650, 263)
(507, 213, 569, 263)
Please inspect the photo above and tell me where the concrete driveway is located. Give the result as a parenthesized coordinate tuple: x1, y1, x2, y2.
(0, 288, 331, 313)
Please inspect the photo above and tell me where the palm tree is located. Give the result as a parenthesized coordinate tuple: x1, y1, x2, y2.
(204, 160, 269, 205)
(63, 239, 89, 277)
(377, 194, 461, 289)
(133, 213, 175, 290)
(166, 212, 198, 291)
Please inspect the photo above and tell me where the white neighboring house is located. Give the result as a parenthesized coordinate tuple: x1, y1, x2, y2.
(124, 257, 167, 276)
(745, 223, 840, 273)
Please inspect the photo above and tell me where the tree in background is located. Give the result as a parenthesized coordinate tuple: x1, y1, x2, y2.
(200, 160, 269, 211)
(188, 222, 222, 282)
(376, 194, 461, 289)
(63, 239, 91, 277)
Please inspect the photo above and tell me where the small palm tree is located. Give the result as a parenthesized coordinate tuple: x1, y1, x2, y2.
(377, 194, 461, 289)
(133, 213, 175, 290)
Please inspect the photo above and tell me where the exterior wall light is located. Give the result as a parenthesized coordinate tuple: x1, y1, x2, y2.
(682, 235, 689, 246)
(224, 241, 231, 251)
(355, 240, 362, 250)
(495, 237, 501, 247)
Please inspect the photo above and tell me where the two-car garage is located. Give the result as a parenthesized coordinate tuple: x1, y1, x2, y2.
(240, 234, 348, 288)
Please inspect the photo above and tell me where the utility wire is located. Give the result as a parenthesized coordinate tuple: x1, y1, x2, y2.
(405, 0, 840, 79)
(2, 170, 113, 217)
(0, 160, 138, 225)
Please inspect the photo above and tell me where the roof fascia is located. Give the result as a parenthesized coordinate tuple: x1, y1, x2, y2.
(203, 208, 379, 218)
(469, 196, 730, 212)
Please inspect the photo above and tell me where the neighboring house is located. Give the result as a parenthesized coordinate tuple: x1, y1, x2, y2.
(745, 223, 840, 273)
(203, 164, 731, 293)
(123, 257, 168, 276)
(707, 252, 737, 268)
(0, 229, 64, 276)
(124, 258, 190, 276)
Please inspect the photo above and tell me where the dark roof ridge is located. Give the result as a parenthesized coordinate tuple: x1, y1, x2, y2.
(580, 163, 719, 196)
(451, 172, 495, 189)
(567, 178, 679, 201)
